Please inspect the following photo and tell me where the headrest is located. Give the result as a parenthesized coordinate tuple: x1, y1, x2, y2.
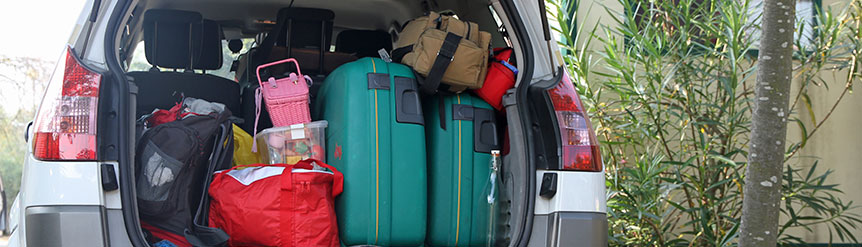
(275, 7, 335, 50)
(143, 9, 223, 70)
(336, 30, 393, 58)
(228, 39, 243, 53)
(196, 20, 224, 70)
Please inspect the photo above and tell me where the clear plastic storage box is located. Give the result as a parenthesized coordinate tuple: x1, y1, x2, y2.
(255, 120, 327, 164)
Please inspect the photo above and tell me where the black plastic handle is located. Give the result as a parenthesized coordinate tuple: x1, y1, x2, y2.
(472, 108, 500, 153)
(394, 76, 424, 125)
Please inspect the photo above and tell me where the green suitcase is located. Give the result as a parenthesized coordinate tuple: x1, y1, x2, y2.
(314, 57, 427, 246)
(424, 93, 501, 246)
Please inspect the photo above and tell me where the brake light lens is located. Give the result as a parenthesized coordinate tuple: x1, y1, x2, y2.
(32, 46, 101, 160)
(548, 72, 602, 171)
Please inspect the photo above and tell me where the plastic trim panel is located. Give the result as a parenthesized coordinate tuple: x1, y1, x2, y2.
(25, 205, 107, 247)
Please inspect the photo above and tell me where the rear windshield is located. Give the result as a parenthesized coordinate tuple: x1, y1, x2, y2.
(127, 38, 254, 80)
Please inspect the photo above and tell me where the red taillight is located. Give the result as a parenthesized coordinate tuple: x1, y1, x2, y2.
(548, 73, 602, 172)
(32, 46, 101, 161)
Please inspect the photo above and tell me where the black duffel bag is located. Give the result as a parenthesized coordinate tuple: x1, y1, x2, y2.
(136, 99, 234, 247)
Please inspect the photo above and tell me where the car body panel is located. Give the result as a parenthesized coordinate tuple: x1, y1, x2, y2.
(534, 171, 607, 214)
(25, 205, 108, 247)
(20, 157, 104, 206)
(506, 0, 556, 82)
(528, 212, 608, 247)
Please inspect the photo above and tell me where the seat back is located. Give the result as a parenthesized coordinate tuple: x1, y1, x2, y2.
(275, 7, 335, 50)
(246, 7, 352, 78)
(197, 20, 224, 70)
(335, 30, 393, 58)
(131, 9, 240, 117)
(142, 9, 204, 70)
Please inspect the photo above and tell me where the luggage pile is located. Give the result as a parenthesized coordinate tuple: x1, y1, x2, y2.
(313, 10, 515, 247)
(135, 7, 517, 247)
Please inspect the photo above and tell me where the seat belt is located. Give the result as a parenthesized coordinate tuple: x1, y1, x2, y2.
(243, 12, 289, 83)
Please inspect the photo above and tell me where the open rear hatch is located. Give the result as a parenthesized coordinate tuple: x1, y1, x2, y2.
(102, 0, 538, 246)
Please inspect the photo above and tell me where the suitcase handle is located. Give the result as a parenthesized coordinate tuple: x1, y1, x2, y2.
(256, 58, 304, 87)
(214, 159, 343, 197)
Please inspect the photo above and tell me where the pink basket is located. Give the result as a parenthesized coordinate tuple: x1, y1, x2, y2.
(253, 58, 312, 138)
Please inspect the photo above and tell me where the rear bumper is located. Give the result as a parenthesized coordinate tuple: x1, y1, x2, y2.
(529, 212, 608, 247)
(9, 205, 131, 247)
(24, 205, 108, 247)
(549, 212, 607, 246)
(11, 156, 117, 247)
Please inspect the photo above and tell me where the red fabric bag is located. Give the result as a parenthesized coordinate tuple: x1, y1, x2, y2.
(208, 159, 343, 247)
(474, 48, 517, 111)
(145, 102, 184, 127)
(141, 222, 192, 247)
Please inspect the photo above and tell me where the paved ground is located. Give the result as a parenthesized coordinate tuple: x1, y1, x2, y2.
(0, 235, 8, 247)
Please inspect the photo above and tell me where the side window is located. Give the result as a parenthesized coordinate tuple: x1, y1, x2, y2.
(126, 38, 255, 80)
(127, 41, 150, 72)
(210, 39, 255, 79)
(488, 5, 511, 48)
(119, 5, 140, 68)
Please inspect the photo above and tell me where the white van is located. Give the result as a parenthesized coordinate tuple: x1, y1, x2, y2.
(9, 0, 607, 246)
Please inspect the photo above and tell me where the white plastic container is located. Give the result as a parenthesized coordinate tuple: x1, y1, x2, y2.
(255, 120, 327, 165)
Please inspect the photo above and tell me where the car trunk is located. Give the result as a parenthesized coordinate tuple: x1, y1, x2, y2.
(103, 0, 538, 246)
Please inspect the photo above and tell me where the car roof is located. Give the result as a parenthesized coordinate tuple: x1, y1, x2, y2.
(122, 0, 501, 59)
(135, 0, 492, 36)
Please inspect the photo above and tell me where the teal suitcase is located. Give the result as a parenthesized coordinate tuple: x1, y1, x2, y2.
(424, 93, 501, 246)
(313, 57, 427, 246)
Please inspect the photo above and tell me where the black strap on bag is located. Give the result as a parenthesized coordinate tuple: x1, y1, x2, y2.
(420, 32, 462, 94)
(185, 124, 233, 247)
(418, 16, 472, 94)
(391, 45, 412, 63)
(391, 15, 440, 63)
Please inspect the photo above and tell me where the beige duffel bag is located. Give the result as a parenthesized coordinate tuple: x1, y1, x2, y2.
(393, 12, 492, 93)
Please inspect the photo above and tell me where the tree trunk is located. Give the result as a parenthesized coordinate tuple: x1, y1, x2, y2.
(740, 0, 795, 246)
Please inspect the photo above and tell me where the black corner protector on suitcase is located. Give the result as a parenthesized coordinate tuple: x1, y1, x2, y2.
(452, 104, 474, 121)
(394, 76, 425, 125)
(367, 73, 391, 90)
(473, 108, 500, 153)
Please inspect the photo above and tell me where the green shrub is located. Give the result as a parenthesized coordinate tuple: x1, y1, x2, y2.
(547, 0, 862, 245)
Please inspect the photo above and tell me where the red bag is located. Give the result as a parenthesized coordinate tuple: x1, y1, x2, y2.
(141, 222, 192, 247)
(208, 159, 343, 247)
(145, 102, 184, 127)
(474, 48, 517, 111)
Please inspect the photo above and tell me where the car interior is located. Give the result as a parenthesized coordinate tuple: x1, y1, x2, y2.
(105, 0, 544, 246)
(121, 0, 513, 134)
(117, 0, 521, 245)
